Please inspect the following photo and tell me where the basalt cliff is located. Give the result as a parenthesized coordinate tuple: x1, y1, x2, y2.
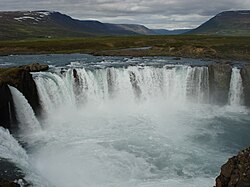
(0, 63, 48, 131)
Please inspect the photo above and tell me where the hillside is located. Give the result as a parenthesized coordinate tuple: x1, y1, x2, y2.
(188, 10, 250, 36)
(0, 11, 155, 40)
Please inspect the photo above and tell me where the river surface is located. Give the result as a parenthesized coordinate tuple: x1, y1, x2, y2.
(0, 54, 250, 187)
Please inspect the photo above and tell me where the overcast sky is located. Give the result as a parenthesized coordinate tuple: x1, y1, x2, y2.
(0, 0, 250, 29)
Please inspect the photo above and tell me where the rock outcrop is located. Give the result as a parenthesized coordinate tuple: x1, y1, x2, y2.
(215, 147, 250, 187)
(19, 63, 49, 72)
(0, 84, 17, 130)
(0, 179, 20, 187)
(208, 64, 232, 105)
(0, 63, 48, 131)
(241, 65, 250, 107)
(0, 159, 26, 187)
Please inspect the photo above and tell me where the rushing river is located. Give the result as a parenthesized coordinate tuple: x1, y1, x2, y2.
(1, 54, 250, 187)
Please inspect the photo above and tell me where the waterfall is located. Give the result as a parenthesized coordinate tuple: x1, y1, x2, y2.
(186, 66, 209, 103)
(0, 127, 29, 167)
(228, 67, 244, 106)
(33, 65, 212, 113)
(9, 86, 41, 133)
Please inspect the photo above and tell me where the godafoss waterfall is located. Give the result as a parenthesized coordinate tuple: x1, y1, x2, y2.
(0, 54, 250, 187)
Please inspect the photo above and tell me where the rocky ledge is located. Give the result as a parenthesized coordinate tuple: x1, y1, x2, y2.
(0, 63, 48, 130)
(215, 147, 250, 187)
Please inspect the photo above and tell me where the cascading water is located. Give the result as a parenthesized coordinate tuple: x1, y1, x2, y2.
(228, 67, 244, 106)
(0, 127, 29, 168)
(9, 86, 41, 133)
(2, 54, 250, 187)
(0, 127, 51, 187)
(28, 64, 250, 187)
(34, 65, 210, 110)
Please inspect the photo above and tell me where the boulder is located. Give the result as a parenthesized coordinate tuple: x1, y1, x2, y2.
(240, 65, 250, 107)
(208, 64, 232, 105)
(215, 147, 250, 187)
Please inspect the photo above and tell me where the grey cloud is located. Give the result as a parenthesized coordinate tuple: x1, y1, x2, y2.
(0, 0, 250, 29)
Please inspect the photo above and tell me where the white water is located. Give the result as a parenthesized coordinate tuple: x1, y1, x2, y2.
(0, 127, 50, 187)
(229, 67, 244, 106)
(0, 127, 29, 167)
(4, 65, 250, 187)
(9, 86, 41, 133)
(34, 65, 210, 111)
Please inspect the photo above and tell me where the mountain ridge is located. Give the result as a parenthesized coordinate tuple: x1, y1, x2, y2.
(187, 10, 250, 36)
(0, 10, 155, 40)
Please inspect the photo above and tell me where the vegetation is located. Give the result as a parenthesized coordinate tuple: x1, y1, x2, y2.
(0, 35, 250, 61)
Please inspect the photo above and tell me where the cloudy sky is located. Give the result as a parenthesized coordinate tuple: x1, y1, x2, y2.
(0, 0, 250, 29)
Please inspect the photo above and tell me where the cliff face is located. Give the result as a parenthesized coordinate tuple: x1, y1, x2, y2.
(0, 64, 48, 131)
(0, 84, 17, 130)
(215, 147, 250, 187)
(208, 64, 232, 105)
(241, 65, 250, 107)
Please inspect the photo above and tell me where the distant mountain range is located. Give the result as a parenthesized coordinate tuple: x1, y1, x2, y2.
(187, 10, 250, 36)
(0, 11, 152, 39)
(0, 10, 250, 40)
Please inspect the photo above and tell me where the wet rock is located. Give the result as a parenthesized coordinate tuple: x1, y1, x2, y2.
(0, 64, 48, 130)
(208, 64, 232, 105)
(172, 57, 181, 60)
(0, 84, 17, 131)
(0, 68, 41, 116)
(129, 71, 141, 98)
(240, 65, 250, 107)
(73, 69, 80, 84)
(215, 147, 250, 187)
(19, 63, 48, 72)
(0, 158, 29, 187)
(0, 179, 20, 187)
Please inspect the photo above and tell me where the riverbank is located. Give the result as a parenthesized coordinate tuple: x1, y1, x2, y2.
(0, 35, 250, 62)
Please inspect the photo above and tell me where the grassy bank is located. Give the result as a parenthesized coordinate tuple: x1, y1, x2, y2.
(0, 35, 250, 61)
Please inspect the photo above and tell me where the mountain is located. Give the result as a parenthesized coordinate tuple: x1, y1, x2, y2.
(0, 11, 155, 40)
(187, 10, 250, 36)
(152, 29, 191, 35)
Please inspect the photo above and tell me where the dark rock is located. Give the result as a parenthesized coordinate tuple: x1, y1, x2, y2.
(172, 57, 181, 60)
(0, 84, 17, 131)
(208, 64, 232, 105)
(0, 179, 20, 187)
(0, 68, 41, 116)
(19, 63, 48, 72)
(240, 65, 250, 107)
(73, 69, 79, 83)
(0, 64, 48, 130)
(215, 147, 250, 187)
(0, 158, 29, 187)
(129, 71, 141, 98)
(107, 68, 115, 97)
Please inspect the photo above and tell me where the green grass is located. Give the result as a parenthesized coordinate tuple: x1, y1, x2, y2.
(0, 35, 250, 61)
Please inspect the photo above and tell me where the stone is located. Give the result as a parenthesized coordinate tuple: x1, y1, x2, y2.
(240, 64, 250, 107)
(0, 64, 48, 131)
(0, 84, 17, 130)
(0, 179, 20, 187)
(215, 147, 250, 187)
(19, 63, 49, 72)
(208, 64, 232, 105)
